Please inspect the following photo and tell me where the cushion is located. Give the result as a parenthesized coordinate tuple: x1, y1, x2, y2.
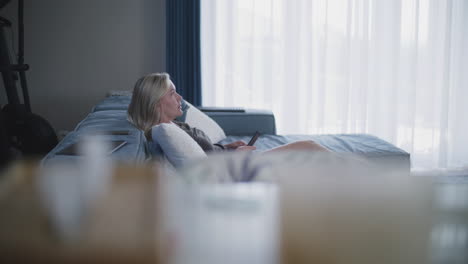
(183, 101, 227, 143)
(151, 122, 207, 167)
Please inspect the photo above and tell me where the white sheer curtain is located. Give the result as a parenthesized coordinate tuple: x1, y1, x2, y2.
(201, 0, 468, 170)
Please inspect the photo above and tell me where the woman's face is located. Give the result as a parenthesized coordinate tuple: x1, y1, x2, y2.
(158, 81, 183, 122)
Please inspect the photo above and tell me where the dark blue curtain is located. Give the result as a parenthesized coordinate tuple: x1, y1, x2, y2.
(166, 0, 202, 106)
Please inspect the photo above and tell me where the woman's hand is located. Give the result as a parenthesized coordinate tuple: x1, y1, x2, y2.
(223, 140, 247, 150)
(235, 145, 256, 151)
(224, 140, 256, 151)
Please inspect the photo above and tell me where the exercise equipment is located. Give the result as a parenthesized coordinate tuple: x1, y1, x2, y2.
(1, 0, 57, 168)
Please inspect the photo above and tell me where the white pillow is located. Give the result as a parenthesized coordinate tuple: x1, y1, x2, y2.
(152, 122, 207, 167)
(184, 101, 226, 143)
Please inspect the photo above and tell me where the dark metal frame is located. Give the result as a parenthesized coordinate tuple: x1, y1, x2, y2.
(0, 0, 31, 112)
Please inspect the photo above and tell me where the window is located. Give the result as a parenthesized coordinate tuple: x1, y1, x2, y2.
(201, 0, 468, 170)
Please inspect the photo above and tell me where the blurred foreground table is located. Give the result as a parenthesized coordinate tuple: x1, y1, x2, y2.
(1, 161, 467, 264)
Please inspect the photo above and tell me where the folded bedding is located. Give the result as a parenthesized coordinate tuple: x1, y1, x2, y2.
(42, 109, 148, 165)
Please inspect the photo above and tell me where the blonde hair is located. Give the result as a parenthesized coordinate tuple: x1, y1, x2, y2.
(127, 73, 172, 138)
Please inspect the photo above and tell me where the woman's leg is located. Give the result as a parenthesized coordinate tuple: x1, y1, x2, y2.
(265, 140, 330, 153)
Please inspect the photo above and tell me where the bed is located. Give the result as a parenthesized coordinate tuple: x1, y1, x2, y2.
(43, 95, 410, 173)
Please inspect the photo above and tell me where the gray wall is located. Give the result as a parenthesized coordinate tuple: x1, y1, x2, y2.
(0, 0, 166, 131)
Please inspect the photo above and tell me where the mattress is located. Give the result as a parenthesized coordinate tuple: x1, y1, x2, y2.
(219, 134, 410, 170)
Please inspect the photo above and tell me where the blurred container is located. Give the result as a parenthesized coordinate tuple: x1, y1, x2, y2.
(0, 161, 166, 264)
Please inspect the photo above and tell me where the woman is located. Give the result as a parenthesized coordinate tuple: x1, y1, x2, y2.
(127, 72, 328, 154)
